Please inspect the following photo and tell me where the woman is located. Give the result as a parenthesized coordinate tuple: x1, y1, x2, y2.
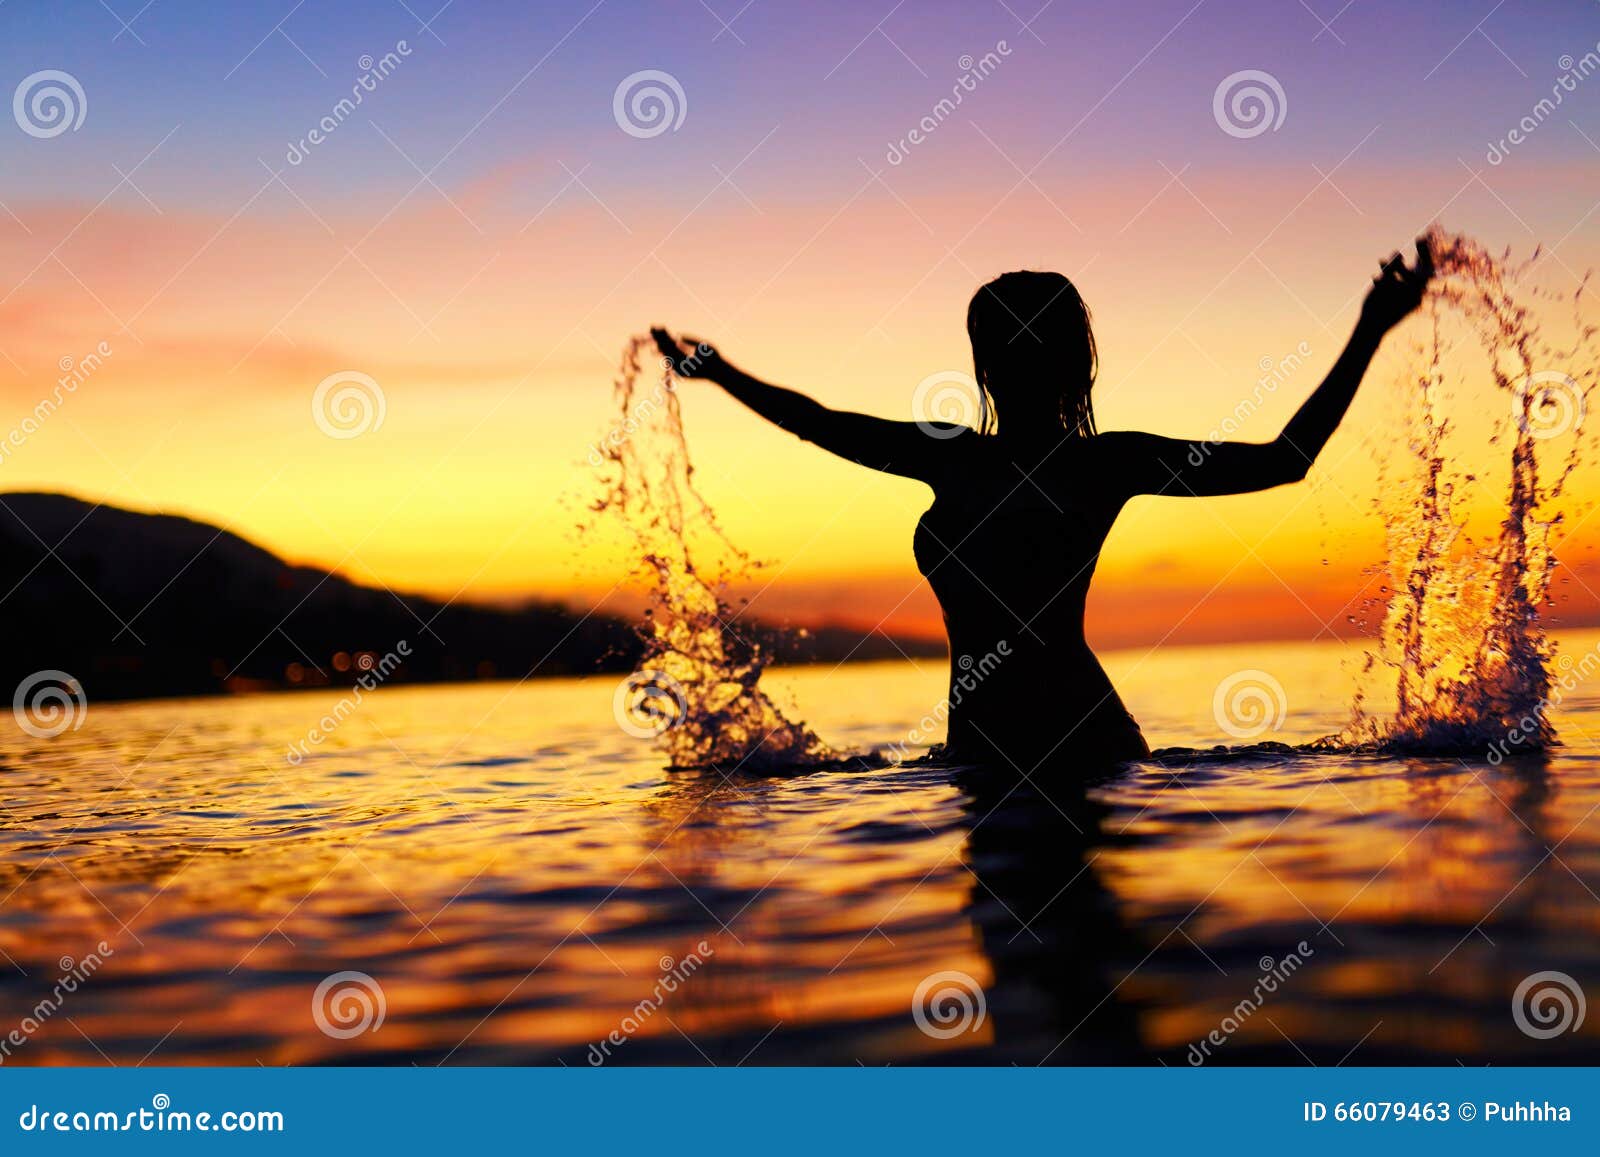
(652, 239, 1433, 769)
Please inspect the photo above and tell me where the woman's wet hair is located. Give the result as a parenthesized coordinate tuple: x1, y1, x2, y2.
(966, 271, 1098, 437)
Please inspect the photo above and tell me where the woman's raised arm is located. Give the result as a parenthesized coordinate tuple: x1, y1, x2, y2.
(651, 329, 955, 484)
(1107, 238, 1433, 499)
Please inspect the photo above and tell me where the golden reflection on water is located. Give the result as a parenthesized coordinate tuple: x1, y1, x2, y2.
(2, 635, 1598, 1064)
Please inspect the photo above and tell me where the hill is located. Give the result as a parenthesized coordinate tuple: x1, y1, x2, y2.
(0, 492, 940, 703)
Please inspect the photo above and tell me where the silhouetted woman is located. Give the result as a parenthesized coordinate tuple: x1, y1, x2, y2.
(653, 239, 1433, 769)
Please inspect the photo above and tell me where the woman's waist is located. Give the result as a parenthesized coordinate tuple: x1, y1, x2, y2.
(945, 623, 1098, 666)
(941, 680, 1147, 765)
(943, 639, 1119, 709)
(923, 566, 1095, 624)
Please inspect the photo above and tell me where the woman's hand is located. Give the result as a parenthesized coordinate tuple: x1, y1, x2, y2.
(651, 327, 727, 383)
(1359, 237, 1434, 335)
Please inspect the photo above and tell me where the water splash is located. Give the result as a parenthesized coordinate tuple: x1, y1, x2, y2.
(590, 336, 831, 770)
(597, 237, 1592, 769)
(1352, 227, 1596, 753)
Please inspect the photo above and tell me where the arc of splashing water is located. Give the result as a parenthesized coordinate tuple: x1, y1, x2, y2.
(590, 336, 831, 770)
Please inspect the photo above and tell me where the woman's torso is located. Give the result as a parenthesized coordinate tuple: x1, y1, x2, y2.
(912, 435, 1149, 766)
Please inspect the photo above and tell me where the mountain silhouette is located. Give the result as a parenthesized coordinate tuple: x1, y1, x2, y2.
(0, 492, 938, 703)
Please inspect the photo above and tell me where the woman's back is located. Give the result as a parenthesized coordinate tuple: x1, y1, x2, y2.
(913, 435, 1148, 766)
(650, 236, 1432, 770)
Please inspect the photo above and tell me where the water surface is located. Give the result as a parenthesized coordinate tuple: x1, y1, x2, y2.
(3, 634, 1599, 1065)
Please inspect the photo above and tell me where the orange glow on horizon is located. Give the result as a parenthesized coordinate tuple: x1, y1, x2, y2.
(4, 158, 1597, 647)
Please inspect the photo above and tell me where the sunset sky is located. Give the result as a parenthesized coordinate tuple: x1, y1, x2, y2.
(3, 0, 1598, 648)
